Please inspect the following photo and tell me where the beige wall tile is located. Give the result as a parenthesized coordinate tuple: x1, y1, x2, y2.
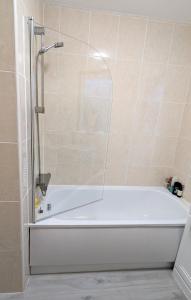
(54, 161, 85, 185)
(126, 167, 151, 186)
(44, 52, 88, 97)
(44, 145, 58, 168)
(21, 140, 28, 198)
(156, 102, 185, 137)
(44, 93, 62, 132)
(163, 65, 191, 102)
(86, 57, 113, 99)
(117, 15, 147, 61)
(78, 97, 110, 133)
(23, 227, 30, 279)
(24, 0, 43, 24)
(44, 4, 60, 31)
(60, 7, 90, 55)
(127, 166, 172, 187)
(173, 166, 187, 184)
(128, 134, 155, 167)
(175, 138, 191, 176)
(18, 75, 27, 142)
(15, 0, 25, 76)
(105, 133, 129, 185)
(133, 100, 160, 136)
(44, 52, 60, 94)
(139, 63, 166, 103)
(110, 98, 136, 134)
(0, 143, 20, 202)
(0, 202, 21, 252)
(152, 137, 177, 167)
(183, 177, 191, 202)
(48, 131, 108, 186)
(44, 93, 78, 132)
(114, 60, 140, 101)
(170, 23, 191, 65)
(0, 0, 15, 71)
(0, 72, 17, 142)
(89, 11, 119, 59)
(147, 167, 173, 186)
(144, 21, 173, 63)
(23, 193, 29, 225)
(180, 104, 191, 140)
(57, 53, 87, 98)
(0, 251, 23, 292)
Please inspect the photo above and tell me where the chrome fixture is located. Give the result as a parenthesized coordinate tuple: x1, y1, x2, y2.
(35, 32, 63, 195)
(28, 18, 64, 218)
(36, 41, 64, 114)
(38, 42, 64, 54)
(34, 25, 45, 36)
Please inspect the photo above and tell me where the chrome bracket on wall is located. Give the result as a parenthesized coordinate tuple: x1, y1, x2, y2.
(34, 26, 45, 36)
(35, 106, 45, 113)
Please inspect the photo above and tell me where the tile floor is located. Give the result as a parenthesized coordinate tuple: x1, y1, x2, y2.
(0, 270, 187, 300)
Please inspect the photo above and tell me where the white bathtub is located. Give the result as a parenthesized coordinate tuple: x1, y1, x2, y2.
(30, 186, 189, 274)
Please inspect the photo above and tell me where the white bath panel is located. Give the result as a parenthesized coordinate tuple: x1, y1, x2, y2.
(30, 226, 183, 274)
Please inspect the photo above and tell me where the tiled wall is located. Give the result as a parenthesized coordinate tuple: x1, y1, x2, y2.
(13, 0, 43, 290)
(0, 0, 43, 293)
(175, 92, 191, 202)
(42, 3, 191, 192)
(0, 0, 23, 292)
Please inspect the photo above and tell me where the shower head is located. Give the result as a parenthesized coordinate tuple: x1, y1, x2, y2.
(54, 42, 64, 48)
(39, 42, 64, 55)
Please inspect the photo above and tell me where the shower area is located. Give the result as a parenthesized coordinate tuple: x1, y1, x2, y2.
(29, 18, 113, 224)
(29, 15, 188, 274)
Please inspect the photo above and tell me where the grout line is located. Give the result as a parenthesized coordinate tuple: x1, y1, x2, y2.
(87, 9, 91, 47)
(114, 14, 120, 62)
(0, 141, 17, 144)
(58, 2, 61, 32)
(42, 0, 45, 26)
(0, 201, 20, 203)
(0, 70, 16, 75)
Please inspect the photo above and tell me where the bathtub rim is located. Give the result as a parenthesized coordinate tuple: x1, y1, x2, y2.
(43, 185, 190, 208)
(31, 186, 190, 227)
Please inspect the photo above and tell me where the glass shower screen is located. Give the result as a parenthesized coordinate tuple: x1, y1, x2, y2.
(32, 24, 113, 222)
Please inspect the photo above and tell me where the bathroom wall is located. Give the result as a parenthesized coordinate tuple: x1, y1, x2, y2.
(0, 0, 43, 293)
(175, 92, 191, 202)
(13, 0, 43, 290)
(42, 2, 191, 190)
(0, 0, 23, 292)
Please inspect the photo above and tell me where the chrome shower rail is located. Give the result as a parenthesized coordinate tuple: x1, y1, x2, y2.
(28, 17, 64, 222)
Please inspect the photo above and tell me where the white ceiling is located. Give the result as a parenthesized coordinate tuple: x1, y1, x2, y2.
(45, 0, 191, 23)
